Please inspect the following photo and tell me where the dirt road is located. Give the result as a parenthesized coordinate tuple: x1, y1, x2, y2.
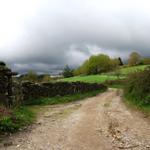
(0, 89, 150, 150)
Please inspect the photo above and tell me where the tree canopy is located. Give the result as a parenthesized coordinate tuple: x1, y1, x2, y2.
(128, 52, 141, 66)
(74, 54, 120, 75)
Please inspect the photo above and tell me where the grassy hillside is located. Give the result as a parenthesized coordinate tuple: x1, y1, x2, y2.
(120, 65, 149, 75)
(62, 75, 120, 83)
(61, 65, 150, 83)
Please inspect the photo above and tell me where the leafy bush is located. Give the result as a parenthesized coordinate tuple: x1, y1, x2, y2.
(124, 67, 150, 105)
(128, 52, 141, 66)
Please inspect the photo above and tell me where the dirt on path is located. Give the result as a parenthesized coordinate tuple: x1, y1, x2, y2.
(0, 89, 150, 150)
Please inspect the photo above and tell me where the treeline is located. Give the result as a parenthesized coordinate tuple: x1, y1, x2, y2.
(63, 52, 150, 78)
(15, 71, 61, 83)
(19, 71, 53, 82)
(128, 52, 150, 66)
(74, 54, 123, 76)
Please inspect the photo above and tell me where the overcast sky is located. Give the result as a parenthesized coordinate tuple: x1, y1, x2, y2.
(0, 0, 150, 74)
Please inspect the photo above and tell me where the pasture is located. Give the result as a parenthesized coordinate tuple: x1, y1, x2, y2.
(120, 65, 149, 75)
(61, 65, 150, 83)
(62, 75, 119, 83)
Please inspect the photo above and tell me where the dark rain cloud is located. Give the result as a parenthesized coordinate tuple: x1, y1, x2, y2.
(0, 0, 150, 73)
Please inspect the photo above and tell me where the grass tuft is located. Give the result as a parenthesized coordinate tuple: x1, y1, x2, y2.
(0, 106, 35, 133)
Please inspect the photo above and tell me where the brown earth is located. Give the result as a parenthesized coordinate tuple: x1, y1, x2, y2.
(0, 89, 150, 150)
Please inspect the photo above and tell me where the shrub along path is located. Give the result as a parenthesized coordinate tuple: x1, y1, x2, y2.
(0, 89, 150, 150)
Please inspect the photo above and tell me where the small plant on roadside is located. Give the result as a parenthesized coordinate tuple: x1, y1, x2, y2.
(0, 106, 35, 133)
(124, 67, 150, 112)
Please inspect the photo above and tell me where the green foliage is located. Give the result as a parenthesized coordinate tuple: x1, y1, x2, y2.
(128, 52, 141, 66)
(13, 107, 35, 126)
(87, 54, 113, 74)
(73, 60, 89, 76)
(25, 90, 106, 106)
(0, 116, 19, 132)
(124, 67, 150, 112)
(62, 65, 73, 78)
(124, 95, 150, 114)
(0, 106, 35, 133)
(111, 58, 120, 70)
(74, 54, 120, 75)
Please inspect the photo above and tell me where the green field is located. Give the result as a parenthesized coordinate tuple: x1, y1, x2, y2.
(62, 75, 120, 83)
(61, 65, 150, 83)
(120, 65, 149, 75)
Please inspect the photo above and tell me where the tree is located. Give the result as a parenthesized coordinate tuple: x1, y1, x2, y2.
(0, 61, 6, 66)
(73, 54, 122, 76)
(62, 65, 73, 78)
(128, 52, 141, 66)
(90, 54, 114, 74)
(118, 57, 124, 66)
(111, 58, 120, 69)
(85, 54, 115, 74)
(73, 60, 89, 76)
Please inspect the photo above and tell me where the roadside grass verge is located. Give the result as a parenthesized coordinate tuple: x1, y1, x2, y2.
(25, 89, 106, 106)
(124, 95, 150, 115)
(0, 106, 35, 134)
(123, 68, 150, 115)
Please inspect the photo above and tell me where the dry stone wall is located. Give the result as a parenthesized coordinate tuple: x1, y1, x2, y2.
(21, 81, 107, 103)
(0, 62, 107, 106)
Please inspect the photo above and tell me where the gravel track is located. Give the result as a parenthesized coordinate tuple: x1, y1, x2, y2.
(0, 89, 150, 150)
